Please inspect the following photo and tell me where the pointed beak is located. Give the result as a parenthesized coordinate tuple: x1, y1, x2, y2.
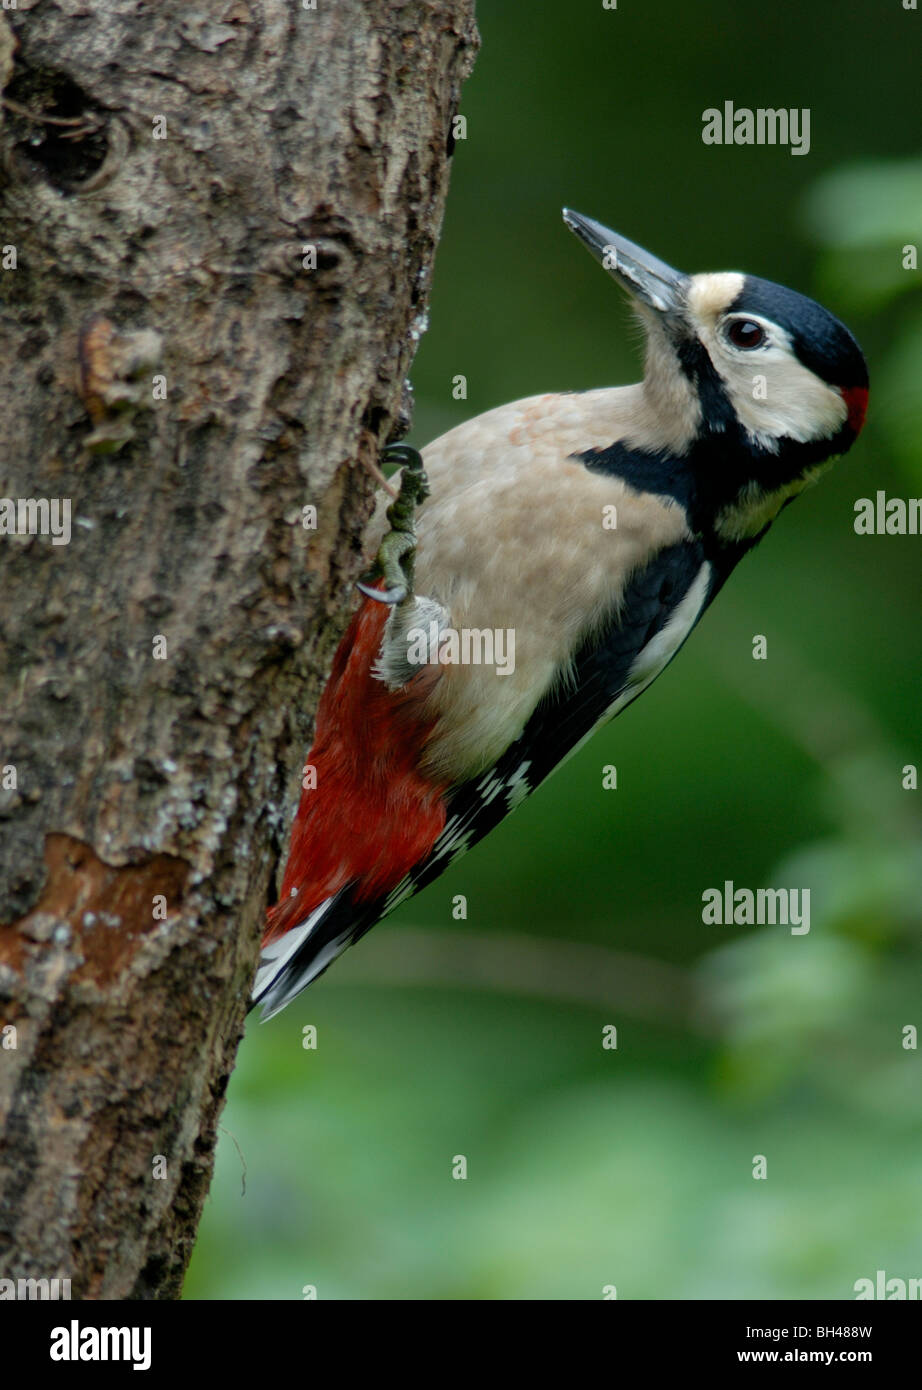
(562, 209, 687, 317)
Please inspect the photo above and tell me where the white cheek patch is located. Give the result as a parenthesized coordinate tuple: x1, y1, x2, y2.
(719, 341, 847, 450)
(687, 301, 848, 452)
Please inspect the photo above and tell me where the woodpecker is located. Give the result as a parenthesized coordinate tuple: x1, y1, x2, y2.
(253, 210, 868, 1019)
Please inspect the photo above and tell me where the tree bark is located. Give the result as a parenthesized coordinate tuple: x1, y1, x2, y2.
(0, 0, 477, 1300)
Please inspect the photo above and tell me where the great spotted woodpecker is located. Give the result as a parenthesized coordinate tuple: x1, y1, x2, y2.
(252, 210, 868, 1019)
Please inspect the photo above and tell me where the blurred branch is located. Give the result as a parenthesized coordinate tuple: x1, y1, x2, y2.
(329, 925, 717, 1035)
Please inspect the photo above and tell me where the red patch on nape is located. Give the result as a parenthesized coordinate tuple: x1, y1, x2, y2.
(841, 385, 868, 436)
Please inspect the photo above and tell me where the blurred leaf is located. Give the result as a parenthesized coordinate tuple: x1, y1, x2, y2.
(870, 315, 922, 485)
(801, 159, 922, 253)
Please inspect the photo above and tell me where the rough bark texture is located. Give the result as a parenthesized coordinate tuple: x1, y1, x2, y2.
(0, 0, 477, 1299)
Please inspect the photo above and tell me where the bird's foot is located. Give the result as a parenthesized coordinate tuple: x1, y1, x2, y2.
(357, 444, 430, 606)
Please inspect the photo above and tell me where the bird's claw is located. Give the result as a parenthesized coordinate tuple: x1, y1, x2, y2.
(356, 579, 408, 606)
(357, 443, 430, 607)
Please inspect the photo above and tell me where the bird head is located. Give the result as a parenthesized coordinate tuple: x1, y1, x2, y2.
(563, 209, 868, 542)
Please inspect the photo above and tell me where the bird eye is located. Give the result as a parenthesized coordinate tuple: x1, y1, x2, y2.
(726, 318, 766, 349)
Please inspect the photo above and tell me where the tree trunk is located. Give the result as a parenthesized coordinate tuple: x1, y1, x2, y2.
(0, 0, 477, 1300)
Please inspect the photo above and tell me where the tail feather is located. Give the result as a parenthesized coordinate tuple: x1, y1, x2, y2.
(252, 872, 422, 1019)
(252, 895, 345, 1020)
(253, 587, 448, 1019)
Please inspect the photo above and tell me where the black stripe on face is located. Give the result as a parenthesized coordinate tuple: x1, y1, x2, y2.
(673, 334, 738, 434)
(576, 406, 859, 547)
(729, 276, 868, 390)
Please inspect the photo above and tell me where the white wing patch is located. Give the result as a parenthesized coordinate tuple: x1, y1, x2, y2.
(535, 562, 713, 782)
(605, 561, 711, 718)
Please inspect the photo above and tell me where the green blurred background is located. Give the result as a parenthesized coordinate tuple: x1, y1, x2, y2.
(186, 0, 922, 1299)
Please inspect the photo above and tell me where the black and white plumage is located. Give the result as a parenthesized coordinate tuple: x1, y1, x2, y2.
(253, 210, 868, 1019)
